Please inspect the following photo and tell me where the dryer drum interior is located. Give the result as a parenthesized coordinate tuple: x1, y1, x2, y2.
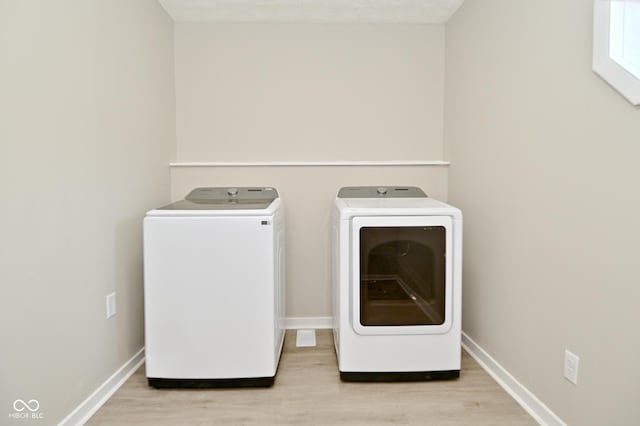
(360, 226, 446, 327)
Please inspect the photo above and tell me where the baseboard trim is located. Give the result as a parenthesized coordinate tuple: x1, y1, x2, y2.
(58, 347, 145, 426)
(56, 327, 564, 424)
(461, 332, 566, 426)
(59, 317, 331, 424)
(285, 316, 333, 330)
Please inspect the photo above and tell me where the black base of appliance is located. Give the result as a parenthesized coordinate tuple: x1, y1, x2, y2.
(340, 369, 459, 382)
(148, 376, 275, 389)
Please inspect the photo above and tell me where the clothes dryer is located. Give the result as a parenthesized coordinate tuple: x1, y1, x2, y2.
(332, 186, 462, 381)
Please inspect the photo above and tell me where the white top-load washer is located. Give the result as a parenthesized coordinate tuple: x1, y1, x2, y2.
(332, 186, 462, 381)
(143, 187, 285, 388)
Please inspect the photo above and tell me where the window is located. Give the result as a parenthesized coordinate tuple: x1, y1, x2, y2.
(610, 1, 640, 78)
(593, 0, 640, 105)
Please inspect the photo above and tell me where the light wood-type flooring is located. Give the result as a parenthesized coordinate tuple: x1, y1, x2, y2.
(89, 330, 536, 425)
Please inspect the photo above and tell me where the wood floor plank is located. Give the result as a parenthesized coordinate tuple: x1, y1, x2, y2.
(88, 330, 535, 425)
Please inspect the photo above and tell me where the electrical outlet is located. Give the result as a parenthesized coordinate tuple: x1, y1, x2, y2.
(106, 293, 116, 319)
(563, 350, 579, 385)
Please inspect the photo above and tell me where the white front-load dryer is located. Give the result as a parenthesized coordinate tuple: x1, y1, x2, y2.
(332, 186, 462, 381)
(143, 187, 285, 388)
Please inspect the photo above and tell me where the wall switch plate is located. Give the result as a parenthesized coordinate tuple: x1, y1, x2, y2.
(564, 350, 579, 385)
(106, 292, 116, 319)
(296, 329, 316, 347)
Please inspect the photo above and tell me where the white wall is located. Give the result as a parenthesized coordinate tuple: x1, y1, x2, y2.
(175, 23, 445, 162)
(445, 0, 640, 424)
(173, 23, 448, 318)
(0, 0, 174, 423)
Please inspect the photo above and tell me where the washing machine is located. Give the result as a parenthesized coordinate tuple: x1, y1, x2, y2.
(332, 186, 462, 381)
(143, 187, 285, 388)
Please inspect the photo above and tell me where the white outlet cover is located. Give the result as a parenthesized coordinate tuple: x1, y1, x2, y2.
(564, 350, 579, 385)
(106, 293, 117, 319)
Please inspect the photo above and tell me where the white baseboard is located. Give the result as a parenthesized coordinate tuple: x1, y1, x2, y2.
(285, 316, 332, 330)
(461, 332, 566, 426)
(58, 317, 332, 425)
(58, 347, 145, 426)
(56, 325, 563, 425)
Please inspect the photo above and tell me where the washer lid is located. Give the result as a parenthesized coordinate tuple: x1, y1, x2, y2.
(337, 186, 427, 198)
(158, 187, 279, 210)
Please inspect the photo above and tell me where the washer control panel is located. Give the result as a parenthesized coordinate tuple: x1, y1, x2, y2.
(159, 187, 279, 210)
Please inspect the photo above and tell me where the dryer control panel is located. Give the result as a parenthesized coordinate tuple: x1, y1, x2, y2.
(337, 186, 427, 198)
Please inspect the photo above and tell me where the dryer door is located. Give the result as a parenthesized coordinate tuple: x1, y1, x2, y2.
(351, 215, 453, 335)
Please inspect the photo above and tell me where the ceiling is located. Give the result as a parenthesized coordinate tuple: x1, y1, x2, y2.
(158, 0, 464, 24)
